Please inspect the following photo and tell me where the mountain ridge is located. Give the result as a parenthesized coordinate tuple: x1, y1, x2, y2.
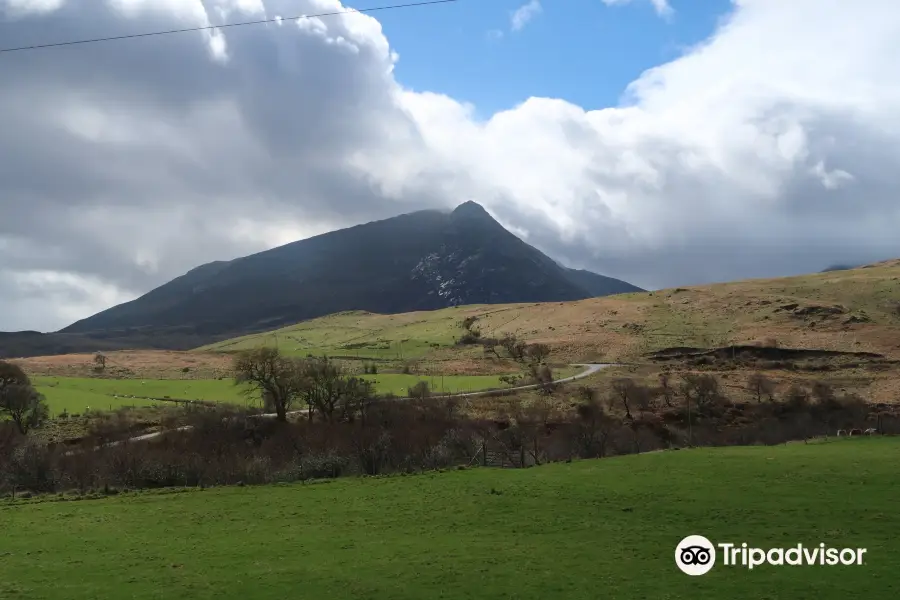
(3, 202, 641, 357)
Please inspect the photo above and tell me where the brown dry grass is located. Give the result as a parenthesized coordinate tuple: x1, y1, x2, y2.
(13, 350, 233, 379)
(195, 259, 900, 367)
(455, 259, 900, 362)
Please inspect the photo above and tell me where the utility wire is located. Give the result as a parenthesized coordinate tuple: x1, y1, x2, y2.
(0, 0, 457, 55)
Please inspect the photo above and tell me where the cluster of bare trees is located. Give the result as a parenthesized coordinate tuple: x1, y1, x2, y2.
(457, 318, 553, 367)
(476, 333, 555, 393)
(481, 333, 547, 364)
(601, 372, 723, 422)
(233, 348, 377, 422)
(595, 370, 864, 425)
(0, 397, 482, 494)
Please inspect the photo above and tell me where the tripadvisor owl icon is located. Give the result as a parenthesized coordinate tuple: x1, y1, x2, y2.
(675, 535, 716, 576)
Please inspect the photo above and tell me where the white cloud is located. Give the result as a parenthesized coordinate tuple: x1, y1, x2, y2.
(510, 0, 541, 31)
(1, 0, 900, 331)
(601, 0, 672, 17)
(810, 161, 854, 190)
(3, 270, 135, 331)
(2, 0, 64, 17)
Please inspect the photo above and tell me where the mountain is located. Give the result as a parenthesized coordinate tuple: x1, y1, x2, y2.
(59, 201, 640, 337)
(821, 264, 860, 272)
(1, 202, 641, 357)
(0, 328, 218, 360)
(560, 267, 639, 297)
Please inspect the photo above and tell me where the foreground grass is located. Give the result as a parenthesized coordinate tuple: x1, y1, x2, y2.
(2, 438, 898, 599)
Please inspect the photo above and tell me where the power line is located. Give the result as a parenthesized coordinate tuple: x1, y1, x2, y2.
(0, 0, 457, 55)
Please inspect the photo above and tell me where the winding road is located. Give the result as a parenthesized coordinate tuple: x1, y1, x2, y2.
(446, 362, 610, 397)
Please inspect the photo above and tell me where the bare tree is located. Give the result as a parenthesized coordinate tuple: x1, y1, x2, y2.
(0, 361, 49, 434)
(811, 381, 835, 405)
(785, 384, 811, 410)
(632, 384, 654, 415)
(500, 334, 528, 362)
(407, 381, 430, 400)
(336, 376, 377, 422)
(524, 343, 551, 365)
(611, 378, 637, 420)
(296, 357, 343, 422)
(658, 372, 674, 407)
(574, 387, 614, 458)
(441, 396, 461, 420)
(746, 372, 776, 403)
(232, 348, 304, 422)
(481, 338, 503, 360)
(517, 396, 556, 465)
(680, 374, 722, 408)
(93, 352, 107, 372)
(527, 363, 555, 395)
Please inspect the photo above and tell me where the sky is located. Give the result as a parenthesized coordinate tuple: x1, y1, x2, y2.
(374, 0, 731, 115)
(1, 0, 899, 332)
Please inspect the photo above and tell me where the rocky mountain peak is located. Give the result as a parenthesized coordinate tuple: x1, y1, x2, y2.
(451, 200, 493, 220)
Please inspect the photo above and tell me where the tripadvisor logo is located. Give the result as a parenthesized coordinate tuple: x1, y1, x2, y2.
(675, 535, 867, 576)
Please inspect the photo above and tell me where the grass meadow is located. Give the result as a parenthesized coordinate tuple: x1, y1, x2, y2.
(197, 308, 481, 359)
(31, 371, 543, 415)
(1, 437, 897, 599)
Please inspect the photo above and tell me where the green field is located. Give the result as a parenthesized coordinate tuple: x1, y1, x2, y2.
(33, 377, 248, 414)
(1, 438, 896, 599)
(31, 384, 165, 415)
(31, 370, 545, 415)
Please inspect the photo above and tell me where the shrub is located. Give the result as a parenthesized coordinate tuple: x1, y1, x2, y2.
(407, 381, 430, 400)
(301, 453, 348, 480)
(457, 330, 482, 345)
(785, 385, 810, 411)
(461, 316, 479, 330)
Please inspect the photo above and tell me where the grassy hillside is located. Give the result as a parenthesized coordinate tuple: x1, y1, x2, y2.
(197, 307, 502, 359)
(198, 260, 900, 363)
(2, 438, 897, 600)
